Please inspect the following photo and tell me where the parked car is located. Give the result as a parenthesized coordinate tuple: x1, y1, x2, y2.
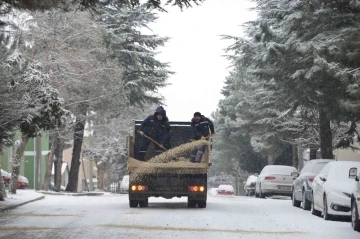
(311, 161, 360, 220)
(218, 185, 234, 195)
(120, 175, 129, 194)
(1, 169, 28, 189)
(349, 167, 360, 232)
(208, 187, 218, 195)
(1, 169, 11, 185)
(244, 174, 258, 196)
(17, 175, 29, 189)
(255, 165, 298, 198)
(292, 159, 333, 210)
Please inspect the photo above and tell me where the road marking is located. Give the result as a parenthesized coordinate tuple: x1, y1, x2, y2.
(0, 227, 52, 231)
(11, 213, 80, 217)
(101, 224, 308, 235)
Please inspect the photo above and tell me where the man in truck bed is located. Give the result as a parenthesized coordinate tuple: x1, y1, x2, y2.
(190, 112, 215, 163)
(138, 106, 171, 160)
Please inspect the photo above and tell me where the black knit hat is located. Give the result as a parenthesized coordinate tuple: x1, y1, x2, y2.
(194, 112, 201, 117)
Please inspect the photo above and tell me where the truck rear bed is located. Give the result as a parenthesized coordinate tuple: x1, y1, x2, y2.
(126, 121, 210, 208)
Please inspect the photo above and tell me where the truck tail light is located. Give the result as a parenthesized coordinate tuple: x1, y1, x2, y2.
(130, 185, 148, 191)
(188, 186, 205, 192)
(265, 176, 276, 180)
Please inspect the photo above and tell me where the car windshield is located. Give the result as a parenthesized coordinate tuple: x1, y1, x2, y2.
(312, 162, 328, 174)
(331, 163, 360, 180)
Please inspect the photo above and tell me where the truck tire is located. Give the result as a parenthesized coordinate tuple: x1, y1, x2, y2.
(188, 199, 196, 208)
(129, 200, 138, 208)
(198, 200, 206, 208)
(139, 199, 149, 208)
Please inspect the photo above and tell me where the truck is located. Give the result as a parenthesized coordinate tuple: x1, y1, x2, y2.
(126, 120, 211, 208)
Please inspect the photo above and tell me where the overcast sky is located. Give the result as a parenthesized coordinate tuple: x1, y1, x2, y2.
(146, 0, 256, 121)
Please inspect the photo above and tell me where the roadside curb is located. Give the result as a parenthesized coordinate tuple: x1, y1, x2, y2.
(39, 191, 104, 196)
(0, 195, 45, 213)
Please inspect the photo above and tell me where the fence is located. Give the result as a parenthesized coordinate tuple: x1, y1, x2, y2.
(110, 182, 121, 194)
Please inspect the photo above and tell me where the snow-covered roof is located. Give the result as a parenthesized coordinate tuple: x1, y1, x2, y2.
(262, 165, 297, 174)
(246, 175, 258, 185)
(218, 185, 234, 191)
(1, 169, 11, 177)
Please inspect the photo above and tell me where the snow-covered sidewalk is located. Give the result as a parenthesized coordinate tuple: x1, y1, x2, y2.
(0, 190, 45, 212)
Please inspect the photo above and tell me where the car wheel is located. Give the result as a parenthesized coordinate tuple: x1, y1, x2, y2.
(351, 200, 360, 232)
(129, 200, 138, 208)
(311, 193, 321, 217)
(323, 195, 333, 221)
(302, 190, 311, 211)
(259, 186, 266, 199)
(292, 189, 301, 207)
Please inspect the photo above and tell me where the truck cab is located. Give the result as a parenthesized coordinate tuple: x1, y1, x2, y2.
(126, 121, 211, 208)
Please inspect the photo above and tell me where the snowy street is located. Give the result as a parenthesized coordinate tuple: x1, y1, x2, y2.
(0, 194, 358, 239)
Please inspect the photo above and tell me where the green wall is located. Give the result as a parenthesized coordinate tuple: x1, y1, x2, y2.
(1, 132, 49, 189)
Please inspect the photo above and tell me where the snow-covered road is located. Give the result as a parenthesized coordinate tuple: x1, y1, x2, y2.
(0, 194, 358, 239)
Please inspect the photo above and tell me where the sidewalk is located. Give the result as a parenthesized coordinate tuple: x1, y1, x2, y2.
(0, 190, 45, 212)
(38, 191, 105, 196)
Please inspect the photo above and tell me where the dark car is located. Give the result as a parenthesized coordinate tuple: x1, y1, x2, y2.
(292, 159, 332, 210)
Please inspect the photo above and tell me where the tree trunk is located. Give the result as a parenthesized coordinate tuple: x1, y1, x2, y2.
(103, 167, 111, 192)
(309, 147, 318, 160)
(292, 144, 299, 169)
(319, 109, 334, 159)
(54, 136, 64, 192)
(0, 169, 6, 201)
(10, 133, 29, 194)
(66, 118, 85, 192)
(97, 163, 106, 191)
(41, 136, 58, 191)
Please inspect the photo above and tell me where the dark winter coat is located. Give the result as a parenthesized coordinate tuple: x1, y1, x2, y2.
(140, 107, 171, 146)
(191, 115, 215, 140)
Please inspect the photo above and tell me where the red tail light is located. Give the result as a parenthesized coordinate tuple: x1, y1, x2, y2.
(265, 176, 276, 180)
(188, 186, 205, 192)
(307, 178, 314, 183)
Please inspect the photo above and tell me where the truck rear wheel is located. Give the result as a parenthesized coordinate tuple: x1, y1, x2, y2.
(139, 199, 149, 208)
(188, 199, 196, 208)
(198, 200, 206, 208)
(129, 200, 138, 208)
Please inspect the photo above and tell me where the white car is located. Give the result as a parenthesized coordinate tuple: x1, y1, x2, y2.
(207, 188, 218, 196)
(349, 167, 360, 231)
(120, 175, 129, 194)
(244, 174, 258, 196)
(255, 165, 298, 198)
(292, 159, 332, 210)
(311, 161, 360, 220)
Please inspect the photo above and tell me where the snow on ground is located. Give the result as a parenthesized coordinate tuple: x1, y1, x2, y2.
(0, 194, 358, 239)
(0, 190, 43, 210)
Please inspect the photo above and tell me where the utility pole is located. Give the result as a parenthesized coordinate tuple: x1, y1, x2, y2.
(35, 135, 42, 190)
(88, 120, 94, 191)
